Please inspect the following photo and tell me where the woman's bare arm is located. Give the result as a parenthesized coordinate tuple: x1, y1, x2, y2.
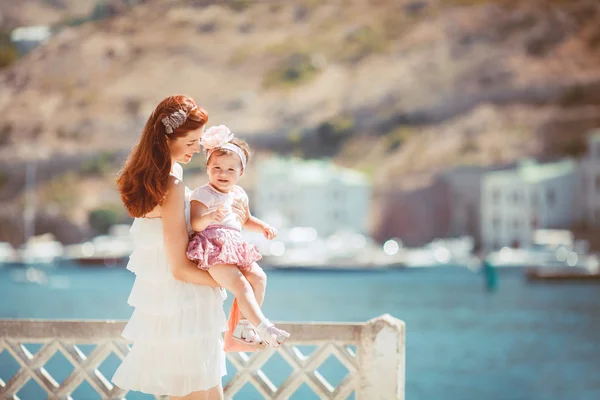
(162, 176, 220, 287)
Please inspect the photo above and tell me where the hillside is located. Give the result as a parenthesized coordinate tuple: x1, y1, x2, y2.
(1, 0, 600, 246)
(0, 0, 142, 28)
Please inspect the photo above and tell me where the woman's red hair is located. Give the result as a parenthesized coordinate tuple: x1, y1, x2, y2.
(117, 95, 208, 217)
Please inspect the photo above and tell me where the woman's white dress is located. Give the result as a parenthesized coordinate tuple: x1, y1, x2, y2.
(112, 166, 228, 396)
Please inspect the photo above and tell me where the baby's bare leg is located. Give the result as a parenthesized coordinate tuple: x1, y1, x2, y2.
(208, 264, 266, 328)
(242, 263, 267, 307)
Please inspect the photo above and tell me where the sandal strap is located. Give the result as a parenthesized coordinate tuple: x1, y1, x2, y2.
(234, 321, 262, 344)
(257, 321, 290, 347)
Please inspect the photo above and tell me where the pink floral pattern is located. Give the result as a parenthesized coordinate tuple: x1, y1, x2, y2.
(187, 225, 262, 270)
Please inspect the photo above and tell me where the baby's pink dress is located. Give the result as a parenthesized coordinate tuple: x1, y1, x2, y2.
(186, 183, 261, 270)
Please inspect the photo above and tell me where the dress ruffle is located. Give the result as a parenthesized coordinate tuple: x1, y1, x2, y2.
(112, 216, 227, 397)
(112, 337, 226, 396)
(122, 305, 227, 341)
(187, 225, 262, 270)
(127, 267, 227, 314)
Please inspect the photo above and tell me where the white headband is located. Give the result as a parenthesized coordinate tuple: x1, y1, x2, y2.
(208, 143, 247, 171)
(202, 125, 247, 171)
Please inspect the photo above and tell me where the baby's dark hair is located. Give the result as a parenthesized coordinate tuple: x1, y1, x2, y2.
(206, 137, 252, 166)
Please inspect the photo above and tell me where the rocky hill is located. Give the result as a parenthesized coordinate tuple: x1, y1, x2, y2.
(1, 0, 600, 246)
(0, 0, 142, 29)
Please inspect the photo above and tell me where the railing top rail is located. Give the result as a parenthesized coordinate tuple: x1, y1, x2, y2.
(0, 319, 365, 343)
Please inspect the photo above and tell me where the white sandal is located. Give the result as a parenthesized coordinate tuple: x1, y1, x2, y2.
(232, 320, 267, 350)
(256, 320, 290, 348)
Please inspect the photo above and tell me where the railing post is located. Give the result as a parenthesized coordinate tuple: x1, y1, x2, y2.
(357, 314, 405, 400)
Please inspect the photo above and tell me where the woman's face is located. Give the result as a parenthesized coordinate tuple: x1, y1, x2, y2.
(168, 126, 203, 164)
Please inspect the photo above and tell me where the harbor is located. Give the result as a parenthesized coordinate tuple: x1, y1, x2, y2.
(1, 264, 599, 399)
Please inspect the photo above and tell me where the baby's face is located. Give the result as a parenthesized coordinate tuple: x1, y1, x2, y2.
(206, 153, 243, 192)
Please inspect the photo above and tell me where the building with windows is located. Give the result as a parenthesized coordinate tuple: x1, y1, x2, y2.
(480, 159, 577, 251)
(579, 131, 600, 228)
(438, 165, 502, 245)
(253, 157, 372, 237)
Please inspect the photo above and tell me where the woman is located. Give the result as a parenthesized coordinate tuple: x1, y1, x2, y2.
(112, 95, 243, 400)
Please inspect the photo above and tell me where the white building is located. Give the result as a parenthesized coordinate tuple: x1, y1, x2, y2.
(579, 131, 600, 228)
(253, 157, 372, 237)
(481, 159, 577, 251)
(10, 25, 52, 56)
(438, 166, 498, 244)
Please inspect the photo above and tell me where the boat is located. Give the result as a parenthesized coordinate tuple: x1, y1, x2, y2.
(525, 268, 600, 283)
(0, 242, 19, 266)
(63, 225, 133, 267)
(17, 233, 64, 265)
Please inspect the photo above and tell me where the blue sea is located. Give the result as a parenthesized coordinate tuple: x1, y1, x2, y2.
(1, 264, 600, 400)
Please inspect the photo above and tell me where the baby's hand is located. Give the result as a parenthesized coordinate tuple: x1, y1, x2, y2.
(263, 225, 277, 240)
(204, 207, 226, 223)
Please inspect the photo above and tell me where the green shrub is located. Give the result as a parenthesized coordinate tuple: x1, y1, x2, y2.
(336, 26, 387, 63)
(228, 0, 250, 12)
(0, 123, 12, 145)
(44, 173, 79, 209)
(81, 152, 117, 176)
(559, 85, 585, 106)
(0, 30, 18, 68)
(0, 45, 18, 68)
(263, 52, 319, 89)
(88, 207, 118, 235)
(0, 170, 7, 191)
(559, 136, 588, 158)
(315, 116, 355, 152)
(385, 127, 415, 152)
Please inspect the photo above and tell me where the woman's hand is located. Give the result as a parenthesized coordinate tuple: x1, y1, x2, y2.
(232, 199, 249, 224)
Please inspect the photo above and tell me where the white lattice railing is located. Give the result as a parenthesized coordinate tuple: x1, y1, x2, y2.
(0, 314, 405, 399)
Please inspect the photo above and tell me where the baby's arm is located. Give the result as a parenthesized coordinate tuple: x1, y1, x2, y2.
(242, 202, 277, 240)
(190, 200, 225, 232)
(242, 199, 267, 232)
(244, 215, 269, 233)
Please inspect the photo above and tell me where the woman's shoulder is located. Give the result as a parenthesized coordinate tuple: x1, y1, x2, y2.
(170, 163, 184, 180)
(165, 175, 186, 200)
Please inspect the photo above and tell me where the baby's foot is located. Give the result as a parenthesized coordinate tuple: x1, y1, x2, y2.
(257, 320, 290, 348)
(232, 320, 266, 349)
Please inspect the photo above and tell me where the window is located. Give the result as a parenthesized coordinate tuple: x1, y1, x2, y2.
(492, 190, 501, 204)
(492, 217, 500, 229)
(331, 189, 342, 201)
(531, 216, 538, 229)
(547, 188, 556, 207)
(332, 211, 342, 221)
(512, 191, 520, 204)
(288, 211, 296, 225)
